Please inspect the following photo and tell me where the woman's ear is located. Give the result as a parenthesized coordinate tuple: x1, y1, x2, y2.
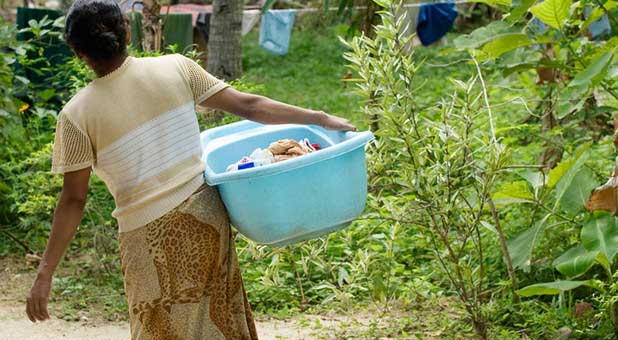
(71, 48, 85, 61)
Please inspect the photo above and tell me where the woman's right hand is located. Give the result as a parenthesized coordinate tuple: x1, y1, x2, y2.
(317, 111, 357, 131)
(26, 274, 52, 322)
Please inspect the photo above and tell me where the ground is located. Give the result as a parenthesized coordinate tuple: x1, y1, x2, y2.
(0, 302, 317, 340)
(0, 256, 460, 339)
(0, 256, 312, 340)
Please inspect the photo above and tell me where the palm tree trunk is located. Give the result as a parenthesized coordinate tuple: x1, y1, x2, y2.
(142, 0, 162, 52)
(207, 0, 243, 80)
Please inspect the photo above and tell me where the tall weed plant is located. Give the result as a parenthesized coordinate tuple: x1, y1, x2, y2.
(342, 1, 518, 337)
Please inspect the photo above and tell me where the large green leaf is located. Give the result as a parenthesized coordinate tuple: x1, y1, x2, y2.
(453, 21, 512, 50)
(551, 145, 594, 213)
(529, 0, 572, 29)
(581, 213, 618, 263)
(569, 51, 615, 88)
(497, 48, 544, 76)
(517, 280, 591, 297)
(552, 244, 598, 278)
(471, 0, 512, 8)
(507, 0, 538, 23)
(493, 181, 535, 205)
(519, 171, 544, 189)
(507, 214, 550, 270)
(557, 166, 597, 215)
(547, 144, 590, 189)
(481, 34, 535, 59)
(555, 85, 589, 119)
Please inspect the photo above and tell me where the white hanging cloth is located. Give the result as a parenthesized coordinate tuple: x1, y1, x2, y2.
(242, 9, 261, 36)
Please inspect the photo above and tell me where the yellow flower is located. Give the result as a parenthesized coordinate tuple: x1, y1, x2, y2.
(19, 104, 29, 113)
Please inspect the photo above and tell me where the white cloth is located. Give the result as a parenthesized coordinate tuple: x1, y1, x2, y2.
(242, 9, 261, 36)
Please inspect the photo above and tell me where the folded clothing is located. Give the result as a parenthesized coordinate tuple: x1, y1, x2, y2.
(226, 138, 320, 172)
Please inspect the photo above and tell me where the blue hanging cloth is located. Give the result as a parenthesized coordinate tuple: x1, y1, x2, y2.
(585, 7, 611, 40)
(416, 2, 458, 46)
(259, 9, 297, 55)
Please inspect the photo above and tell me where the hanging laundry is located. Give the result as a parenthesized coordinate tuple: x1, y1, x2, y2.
(127, 11, 144, 49)
(416, 2, 458, 46)
(226, 138, 320, 172)
(243, 9, 261, 36)
(585, 7, 611, 40)
(160, 3, 211, 26)
(126, 12, 193, 51)
(259, 9, 297, 55)
(119, 0, 142, 12)
(196, 12, 211, 43)
(162, 13, 194, 52)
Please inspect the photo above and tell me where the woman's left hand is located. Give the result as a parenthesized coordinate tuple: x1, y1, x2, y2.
(26, 274, 52, 322)
(317, 112, 357, 131)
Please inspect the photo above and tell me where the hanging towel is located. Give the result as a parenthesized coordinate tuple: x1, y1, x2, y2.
(242, 9, 261, 35)
(127, 12, 193, 52)
(127, 11, 144, 49)
(585, 7, 611, 40)
(259, 9, 297, 55)
(196, 12, 211, 43)
(416, 3, 458, 46)
(162, 13, 193, 52)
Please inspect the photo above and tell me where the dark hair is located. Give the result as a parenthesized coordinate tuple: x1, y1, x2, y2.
(64, 0, 127, 61)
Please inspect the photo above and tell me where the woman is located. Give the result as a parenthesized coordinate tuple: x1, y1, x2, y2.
(25, 0, 355, 338)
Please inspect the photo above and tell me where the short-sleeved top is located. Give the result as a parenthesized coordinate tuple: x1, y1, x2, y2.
(51, 54, 229, 232)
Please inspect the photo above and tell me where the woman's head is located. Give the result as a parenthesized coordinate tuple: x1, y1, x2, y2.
(64, 0, 128, 62)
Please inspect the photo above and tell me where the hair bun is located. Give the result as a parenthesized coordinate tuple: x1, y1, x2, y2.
(93, 25, 121, 54)
(64, 0, 127, 61)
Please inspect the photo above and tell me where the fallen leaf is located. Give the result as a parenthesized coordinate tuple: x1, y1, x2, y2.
(585, 167, 618, 214)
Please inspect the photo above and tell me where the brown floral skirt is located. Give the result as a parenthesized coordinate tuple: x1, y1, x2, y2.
(118, 184, 258, 340)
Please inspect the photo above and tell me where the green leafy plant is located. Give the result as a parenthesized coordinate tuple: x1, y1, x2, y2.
(342, 1, 523, 338)
(454, 0, 618, 174)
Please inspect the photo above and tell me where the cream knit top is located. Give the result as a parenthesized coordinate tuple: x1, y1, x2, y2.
(51, 54, 229, 232)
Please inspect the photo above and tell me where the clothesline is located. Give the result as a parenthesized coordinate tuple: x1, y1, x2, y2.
(116, 0, 471, 15)
(283, 1, 471, 13)
(119, 0, 463, 54)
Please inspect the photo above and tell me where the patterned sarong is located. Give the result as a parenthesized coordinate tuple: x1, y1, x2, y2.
(118, 184, 258, 340)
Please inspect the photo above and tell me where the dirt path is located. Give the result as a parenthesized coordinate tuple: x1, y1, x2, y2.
(0, 257, 323, 340)
(0, 257, 445, 339)
(0, 302, 321, 340)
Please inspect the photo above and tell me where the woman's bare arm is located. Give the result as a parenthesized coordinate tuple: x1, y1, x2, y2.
(26, 167, 91, 322)
(202, 87, 356, 131)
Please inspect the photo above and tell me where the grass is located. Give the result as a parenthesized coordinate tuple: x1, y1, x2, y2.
(241, 25, 367, 129)
(240, 26, 487, 131)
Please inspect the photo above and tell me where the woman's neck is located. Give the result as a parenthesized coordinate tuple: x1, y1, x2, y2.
(92, 53, 129, 78)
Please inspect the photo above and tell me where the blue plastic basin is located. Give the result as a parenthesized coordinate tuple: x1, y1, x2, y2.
(200, 120, 374, 247)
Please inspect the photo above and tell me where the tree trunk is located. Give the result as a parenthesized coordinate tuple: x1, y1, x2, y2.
(207, 0, 243, 80)
(359, 0, 380, 38)
(142, 0, 162, 51)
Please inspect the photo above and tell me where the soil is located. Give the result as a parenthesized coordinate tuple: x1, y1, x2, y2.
(0, 257, 360, 340)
